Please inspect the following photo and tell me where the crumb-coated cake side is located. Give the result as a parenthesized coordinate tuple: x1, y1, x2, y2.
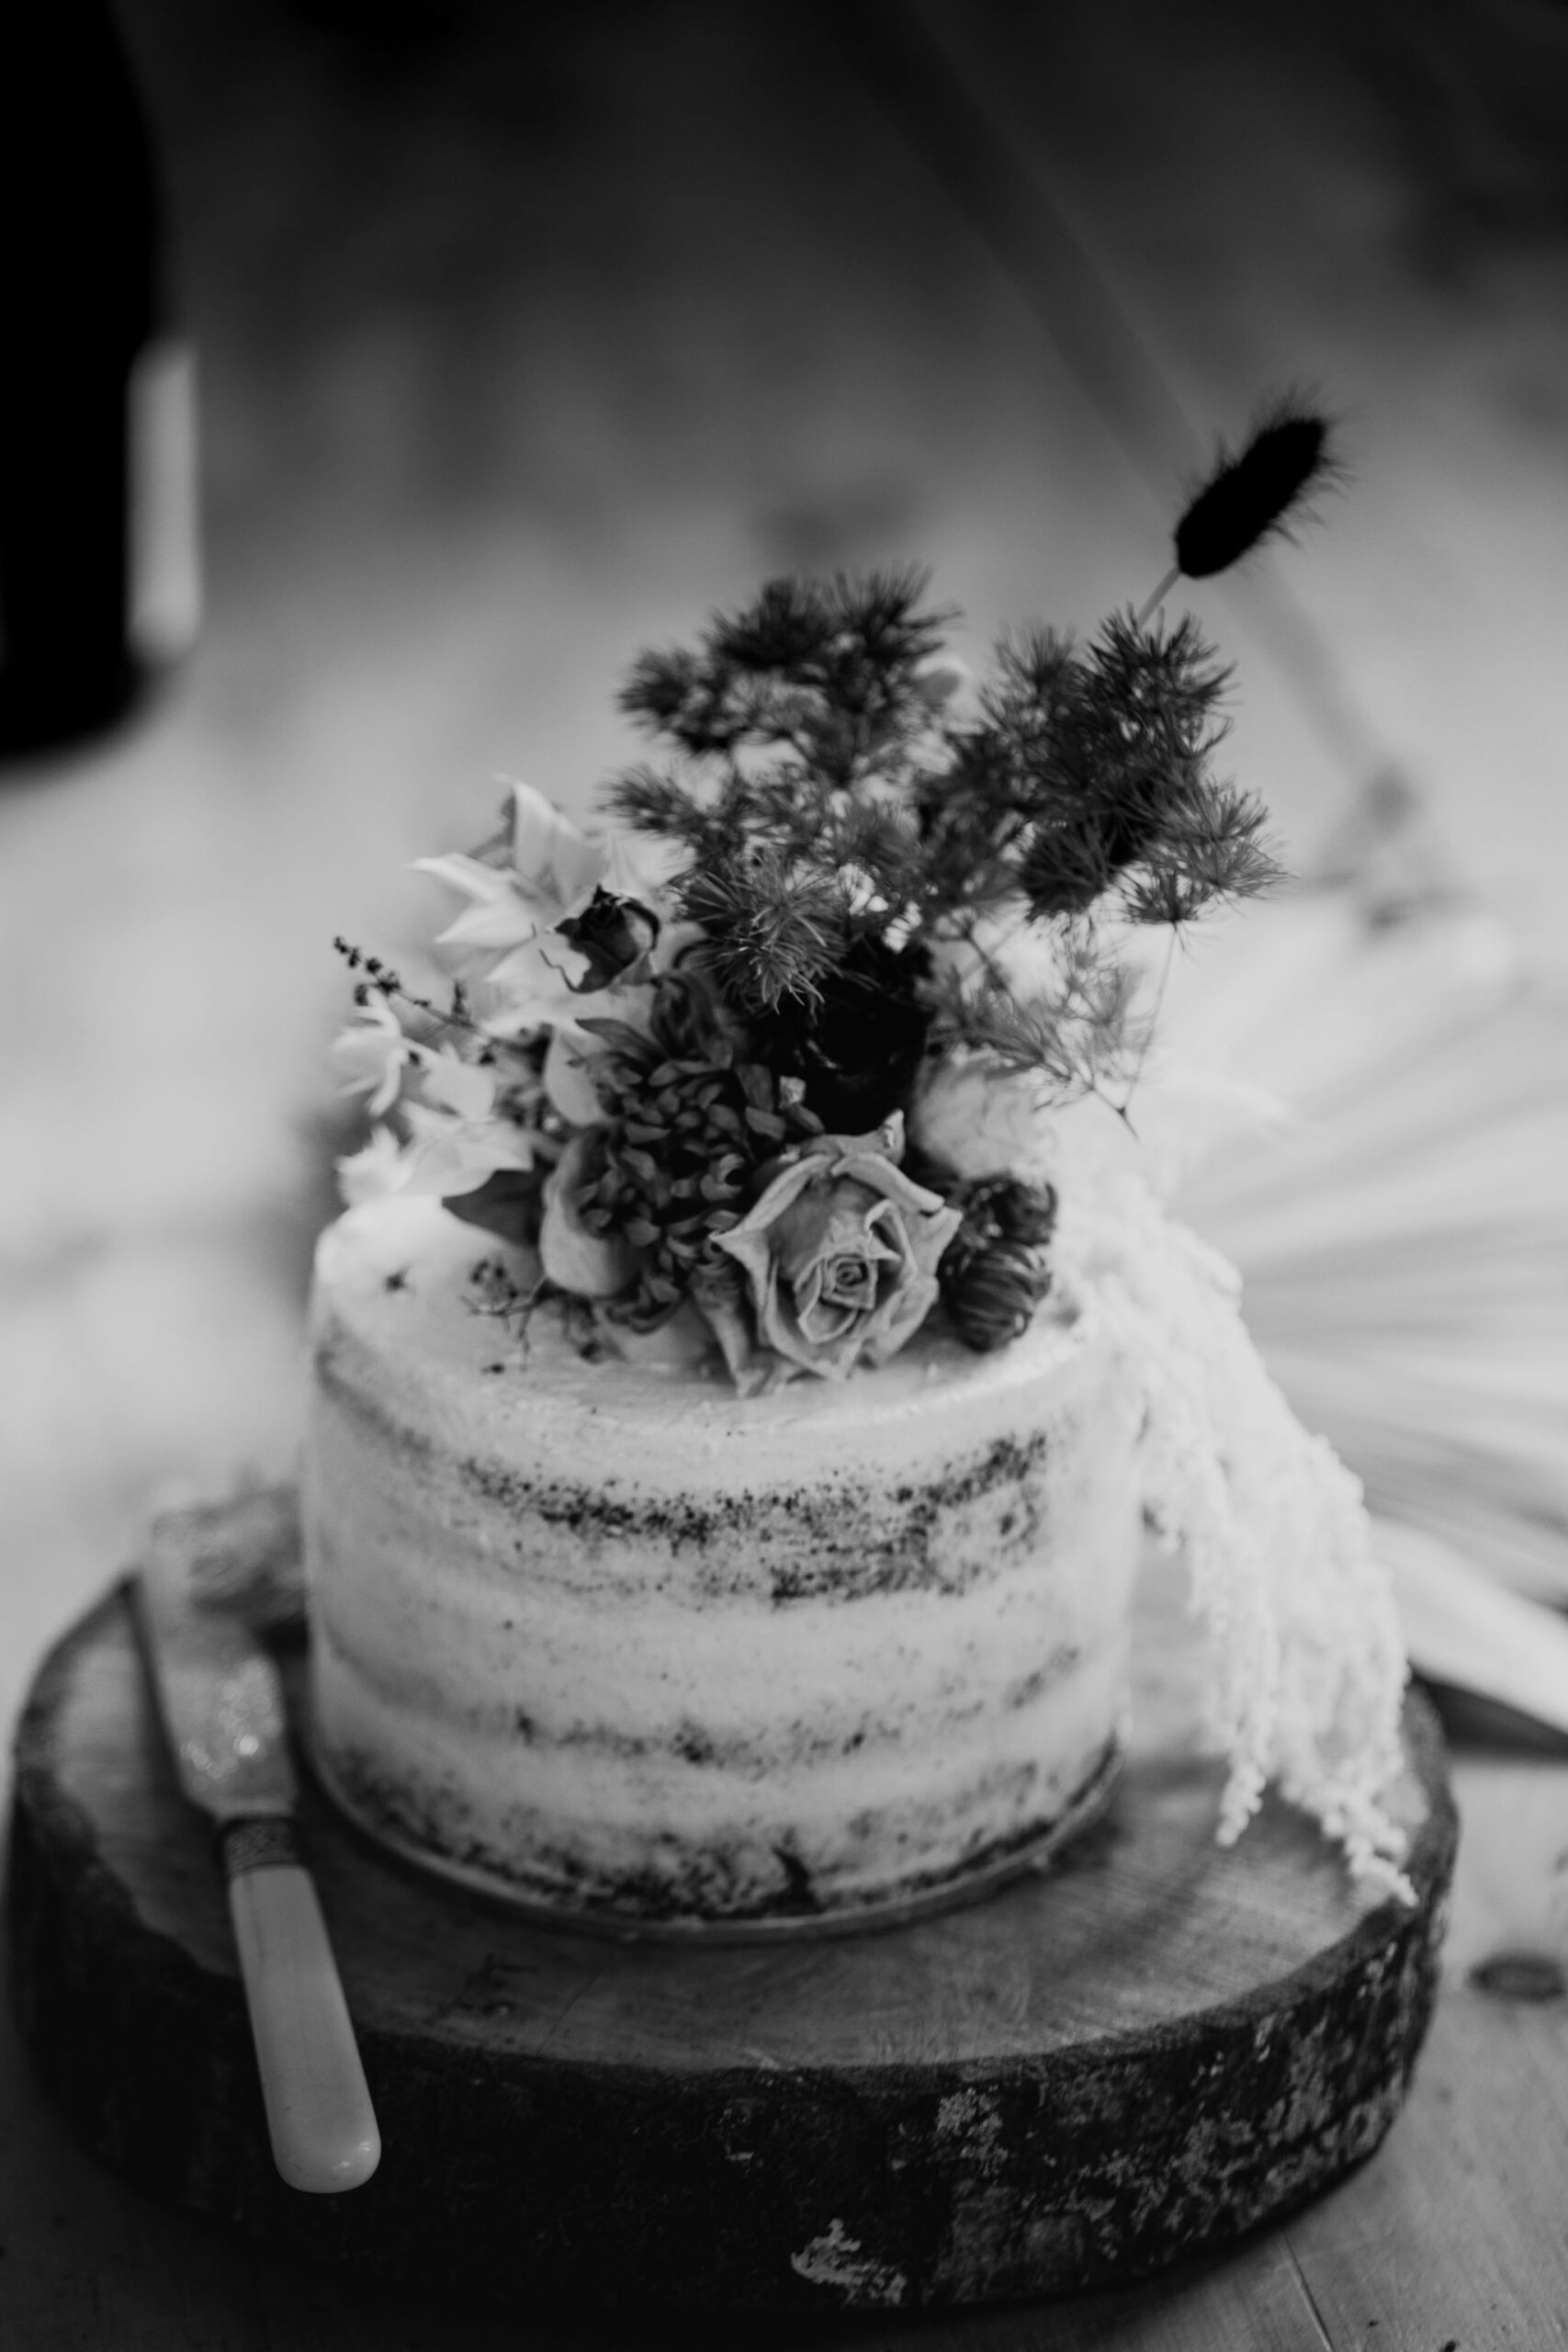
(301, 1196, 1145, 1928)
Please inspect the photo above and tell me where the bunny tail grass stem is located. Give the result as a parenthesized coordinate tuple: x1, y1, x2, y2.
(1134, 564, 1182, 628)
(1117, 928, 1179, 1123)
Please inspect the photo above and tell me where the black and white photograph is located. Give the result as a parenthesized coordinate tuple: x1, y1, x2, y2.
(3, 4, 1567, 2345)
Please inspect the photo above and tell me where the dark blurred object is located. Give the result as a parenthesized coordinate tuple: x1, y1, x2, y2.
(0, 1, 198, 763)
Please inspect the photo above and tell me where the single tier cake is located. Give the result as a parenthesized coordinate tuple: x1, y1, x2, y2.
(316, 552, 1413, 1924)
(302, 1194, 1145, 1927)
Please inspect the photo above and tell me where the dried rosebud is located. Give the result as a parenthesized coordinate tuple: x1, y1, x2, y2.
(942, 1237, 1052, 1353)
(556, 887, 661, 991)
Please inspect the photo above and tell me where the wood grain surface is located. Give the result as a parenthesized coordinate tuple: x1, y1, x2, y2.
(6, 1554, 1452, 2315)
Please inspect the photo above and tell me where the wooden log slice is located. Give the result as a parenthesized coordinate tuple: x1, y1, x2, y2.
(6, 1555, 1454, 2315)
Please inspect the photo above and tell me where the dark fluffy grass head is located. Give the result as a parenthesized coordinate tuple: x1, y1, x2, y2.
(1175, 399, 1340, 580)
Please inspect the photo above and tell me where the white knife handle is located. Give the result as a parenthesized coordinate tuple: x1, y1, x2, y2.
(220, 1821, 381, 2195)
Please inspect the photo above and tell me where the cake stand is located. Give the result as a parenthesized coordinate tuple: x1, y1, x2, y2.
(5, 1532, 1453, 2315)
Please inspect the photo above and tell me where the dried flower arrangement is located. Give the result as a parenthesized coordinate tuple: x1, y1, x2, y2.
(328, 397, 1416, 1893)
(328, 403, 1334, 1396)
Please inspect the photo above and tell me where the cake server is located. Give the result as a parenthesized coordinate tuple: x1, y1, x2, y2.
(133, 1517, 381, 2195)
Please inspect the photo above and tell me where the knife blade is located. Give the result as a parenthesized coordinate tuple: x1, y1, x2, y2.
(133, 1503, 381, 2195)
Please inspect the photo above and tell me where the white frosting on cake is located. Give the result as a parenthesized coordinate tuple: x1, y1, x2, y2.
(301, 1196, 1145, 1927)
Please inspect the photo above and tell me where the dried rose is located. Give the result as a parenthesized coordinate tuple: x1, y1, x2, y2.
(712, 1114, 961, 1385)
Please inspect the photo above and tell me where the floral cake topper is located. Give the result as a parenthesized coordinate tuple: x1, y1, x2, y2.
(333, 396, 1331, 1395)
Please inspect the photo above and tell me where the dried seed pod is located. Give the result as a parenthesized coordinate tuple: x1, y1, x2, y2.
(991, 1179, 1058, 1249)
(942, 1237, 1053, 1352)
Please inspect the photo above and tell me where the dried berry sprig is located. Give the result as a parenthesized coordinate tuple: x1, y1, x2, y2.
(463, 1253, 554, 1358)
(333, 936, 478, 1039)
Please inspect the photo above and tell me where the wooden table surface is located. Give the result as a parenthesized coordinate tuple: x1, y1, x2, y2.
(4, 3, 1567, 2343)
(5, 1713, 1568, 2347)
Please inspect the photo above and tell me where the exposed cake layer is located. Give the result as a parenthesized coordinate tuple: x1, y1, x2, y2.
(302, 1196, 1145, 1925)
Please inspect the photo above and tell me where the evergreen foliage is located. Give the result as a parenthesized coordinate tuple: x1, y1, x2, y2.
(609, 578, 1280, 1103)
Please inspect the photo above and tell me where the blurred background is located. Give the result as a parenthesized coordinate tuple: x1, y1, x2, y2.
(4, 0, 1568, 1740)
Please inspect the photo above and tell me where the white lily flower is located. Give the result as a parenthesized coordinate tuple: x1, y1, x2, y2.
(479, 914, 680, 1075)
(396, 1101, 540, 1198)
(412, 856, 550, 959)
(417, 1047, 502, 1123)
(330, 996, 425, 1117)
(600, 821, 687, 907)
(481, 930, 595, 1034)
(412, 783, 607, 975)
(336, 1123, 412, 1205)
(412, 782, 690, 1111)
(416, 781, 682, 997)
(507, 776, 606, 906)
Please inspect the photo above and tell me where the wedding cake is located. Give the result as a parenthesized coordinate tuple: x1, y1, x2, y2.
(303, 1194, 1142, 1925)
(303, 411, 1413, 1929)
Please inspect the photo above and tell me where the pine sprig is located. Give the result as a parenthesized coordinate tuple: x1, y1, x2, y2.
(598, 526, 1297, 1124)
(603, 763, 710, 847)
(825, 795, 928, 903)
(678, 852, 850, 1014)
(923, 927, 1145, 1102)
(1020, 610, 1236, 918)
(910, 627, 1077, 914)
(617, 569, 953, 792)
(1122, 779, 1284, 925)
(916, 609, 1235, 928)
